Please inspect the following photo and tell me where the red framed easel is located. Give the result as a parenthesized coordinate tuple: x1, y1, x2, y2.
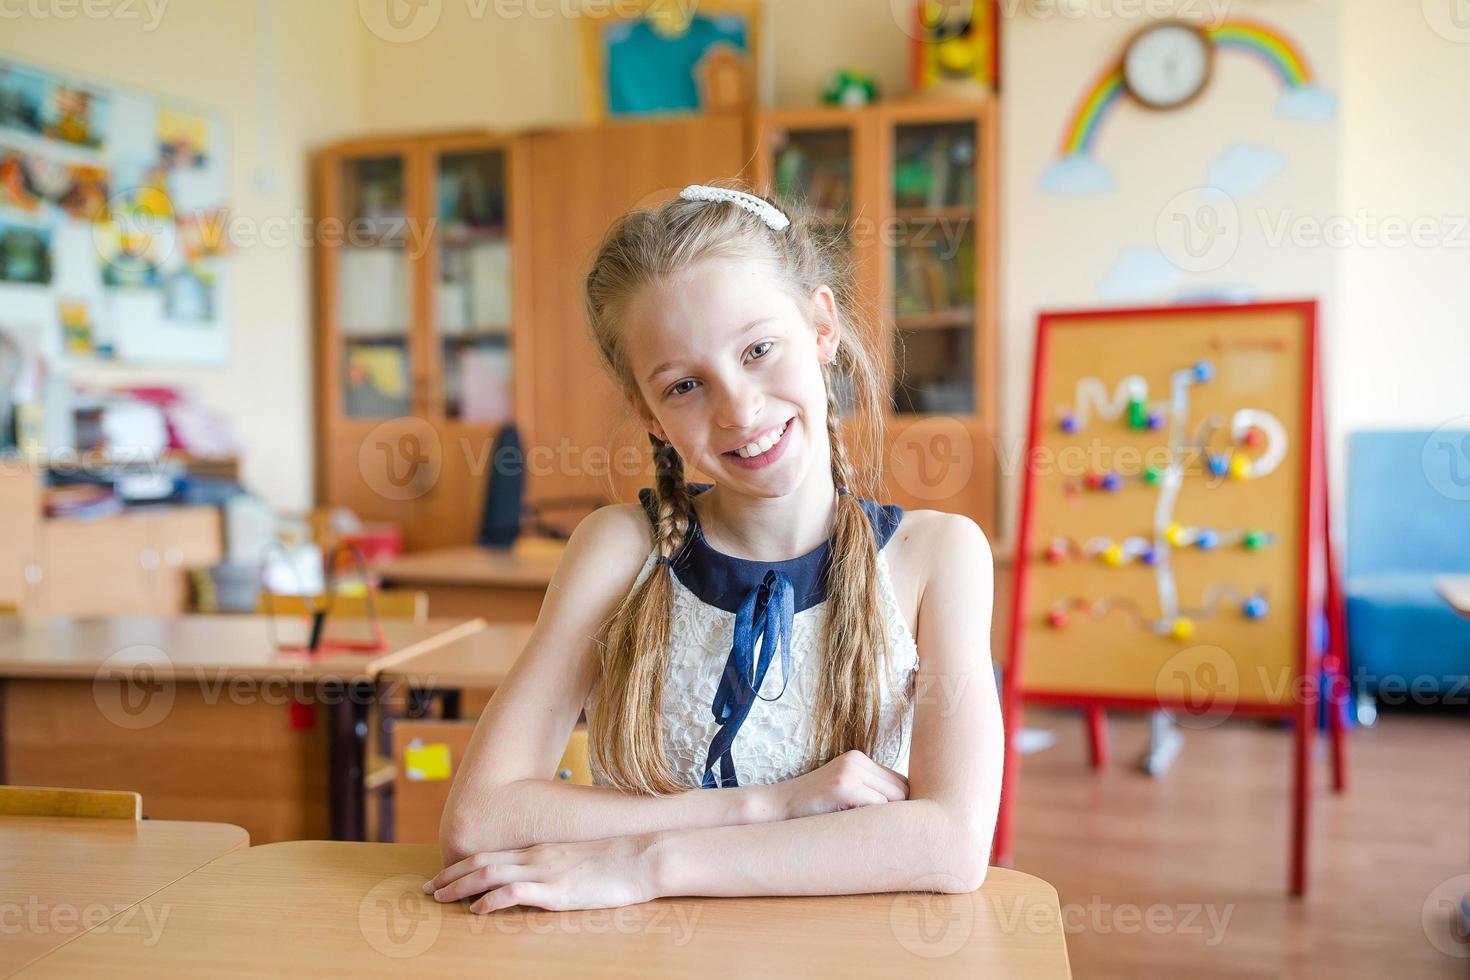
(994, 300, 1348, 895)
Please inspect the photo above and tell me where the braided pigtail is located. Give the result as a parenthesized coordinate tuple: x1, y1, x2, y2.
(587, 435, 696, 795)
(811, 368, 893, 762)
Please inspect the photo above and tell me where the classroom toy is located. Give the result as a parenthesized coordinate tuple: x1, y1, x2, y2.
(998, 300, 1349, 897)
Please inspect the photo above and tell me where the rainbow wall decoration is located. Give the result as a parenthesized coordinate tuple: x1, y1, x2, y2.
(1042, 19, 1336, 197)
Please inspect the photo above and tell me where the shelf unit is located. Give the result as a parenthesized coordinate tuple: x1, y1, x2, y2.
(755, 98, 999, 532)
(314, 133, 532, 550)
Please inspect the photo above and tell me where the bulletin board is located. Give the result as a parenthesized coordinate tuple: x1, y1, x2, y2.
(1013, 301, 1321, 708)
(0, 55, 230, 366)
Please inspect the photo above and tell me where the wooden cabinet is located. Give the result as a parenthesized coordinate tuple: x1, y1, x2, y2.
(314, 118, 751, 540)
(0, 465, 43, 611)
(315, 134, 532, 552)
(518, 115, 750, 506)
(33, 508, 223, 616)
(0, 462, 222, 615)
(755, 99, 999, 534)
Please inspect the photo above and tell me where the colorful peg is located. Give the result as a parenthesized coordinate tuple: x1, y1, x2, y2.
(1195, 529, 1220, 550)
(1242, 426, 1264, 447)
(1170, 617, 1196, 641)
(1127, 398, 1150, 429)
(1207, 454, 1230, 478)
(1084, 471, 1105, 490)
(1046, 540, 1069, 563)
(1146, 411, 1166, 430)
(1243, 596, 1269, 620)
(1243, 529, 1269, 550)
(1140, 546, 1158, 566)
(1048, 609, 1069, 629)
(1102, 472, 1124, 492)
(1060, 412, 1080, 434)
(1193, 360, 1214, 383)
(1165, 523, 1189, 547)
(1143, 466, 1164, 486)
(1102, 543, 1125, 566)
(1229, 456, 1252, 480)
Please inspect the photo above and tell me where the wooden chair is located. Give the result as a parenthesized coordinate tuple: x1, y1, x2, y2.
(391, 721, 592, 843)
(257, 590, 429, 623)
(257, 588, 429, 840)
(0, 786, 141, 821)
(556, 728, 591, 784)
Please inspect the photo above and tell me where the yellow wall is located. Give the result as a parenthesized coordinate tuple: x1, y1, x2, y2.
(355, 0, 910, 133)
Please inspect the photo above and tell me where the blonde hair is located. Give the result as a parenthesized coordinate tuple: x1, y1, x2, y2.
(584, 183, 894, 795)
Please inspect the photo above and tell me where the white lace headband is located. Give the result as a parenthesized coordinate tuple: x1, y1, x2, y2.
(679, 185, 791, 232)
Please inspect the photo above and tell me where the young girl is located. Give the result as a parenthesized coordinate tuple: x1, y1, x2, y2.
(427, 184, 1002, 914)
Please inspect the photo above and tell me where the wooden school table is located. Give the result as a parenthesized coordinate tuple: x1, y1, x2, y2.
(375, 539, 565, 622)
(0, 815, 247, 976)
(18, 841, 1073, 978)
(374, 622, 532, 719)
(0, 616, 484, 844)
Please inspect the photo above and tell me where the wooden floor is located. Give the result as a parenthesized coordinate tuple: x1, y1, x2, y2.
(1011, 708, 1470, 978)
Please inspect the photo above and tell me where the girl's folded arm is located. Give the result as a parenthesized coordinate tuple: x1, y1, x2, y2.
(645, 513, 1002, 898)
(439, 503, 770, 864)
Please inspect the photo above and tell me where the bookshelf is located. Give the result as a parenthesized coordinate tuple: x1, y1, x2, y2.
(756, 99, 998, 533)
(315, 134, 531, 550)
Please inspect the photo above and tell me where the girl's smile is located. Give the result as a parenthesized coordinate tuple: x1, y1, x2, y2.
(723, 416, 796, 469)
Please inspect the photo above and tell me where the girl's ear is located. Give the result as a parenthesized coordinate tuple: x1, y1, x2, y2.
(809, 285, 842, 365)
(626, 390, 668, 443)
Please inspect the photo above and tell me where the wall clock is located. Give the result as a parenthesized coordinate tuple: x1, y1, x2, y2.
(1122, 21, 1212, 110)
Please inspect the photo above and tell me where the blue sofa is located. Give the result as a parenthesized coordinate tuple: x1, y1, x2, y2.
(1346, 430, 1470, 700)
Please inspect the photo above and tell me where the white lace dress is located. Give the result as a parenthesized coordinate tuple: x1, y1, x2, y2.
(583, 484, 920, 789)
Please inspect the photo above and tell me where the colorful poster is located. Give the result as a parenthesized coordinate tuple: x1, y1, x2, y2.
(0, 55, 229, 366)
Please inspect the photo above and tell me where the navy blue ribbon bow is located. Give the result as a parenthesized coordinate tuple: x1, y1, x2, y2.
(700, 569, 795, 789)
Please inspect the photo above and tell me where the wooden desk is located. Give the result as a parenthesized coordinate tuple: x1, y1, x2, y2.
(374, 622, 533, 716)
(376, 541, 564, 622)
(0, 815, 247, 976)
(1435, 575, 1470, 617)
(20, 841, 1072, 977)
(0, 616, 484, 844)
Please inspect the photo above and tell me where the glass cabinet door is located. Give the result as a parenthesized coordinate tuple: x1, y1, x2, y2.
(337, 155, 413, 419)
(434, 148, 512, 424)
(771, 125, 857, 267)
(889, 119, 980, 417)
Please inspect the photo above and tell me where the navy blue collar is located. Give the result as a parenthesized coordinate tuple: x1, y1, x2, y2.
(637, 482, 903, 614)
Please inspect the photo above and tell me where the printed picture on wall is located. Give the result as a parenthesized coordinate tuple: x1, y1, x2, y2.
(179, 209, 229, 259)
(0, 218, 53, 284)
(0, 147, 43, 210)
(158, 106, 209, 169)
(97, 216, 166, 289)
(581, 0, 761, 119)
(0, 63, 49, 139)
(164, 263, 215, 323)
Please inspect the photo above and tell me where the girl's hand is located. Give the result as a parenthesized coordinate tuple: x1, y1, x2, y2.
(759, 749, 909, 821)
(424, 834, 659, 913)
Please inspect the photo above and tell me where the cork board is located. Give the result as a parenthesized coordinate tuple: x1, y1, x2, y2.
(1013, 301, 1320, 709)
